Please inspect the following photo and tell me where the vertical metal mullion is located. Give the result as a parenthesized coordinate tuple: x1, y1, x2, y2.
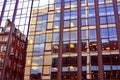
(0, 0, 7, 26)
(26, 0, 34, 38)
(77, 0, 82, 80)
(94, 0, 104, 80)
(57, 0, 64, 80)
(113, 0, 120, 58)
(1, 0, 19, 80)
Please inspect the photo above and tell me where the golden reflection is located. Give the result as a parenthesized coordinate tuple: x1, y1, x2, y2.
(70, 44, 75, 48)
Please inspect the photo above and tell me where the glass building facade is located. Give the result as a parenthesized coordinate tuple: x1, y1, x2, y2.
(0, 0, 33, 80)
(24, 0, 120, 80)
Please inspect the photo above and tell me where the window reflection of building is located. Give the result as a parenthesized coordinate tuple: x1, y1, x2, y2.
(24, 0, 120, 80)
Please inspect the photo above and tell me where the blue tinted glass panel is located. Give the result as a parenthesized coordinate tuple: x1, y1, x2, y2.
(54, 13, 60, 20)
(107, 16, 115, 24)
(71, 11, 77, 19)
(107, 7, 114, 15)
(118, 4, 120, 14)
(55, 0, 61, 3)
(104, 65, 111, 70)
(54, 21, 60, 28)
(36, 23, 46, 31)
(99, 8, 106, 16)
(71, 31, 77, 40)
(88, 18, 96, 25)
(64, 11, 70, 20)
(109, 28, 117, 37)
(88, 9, 95, 17)
(35, 34, 46, 43)
(82, 30, 86, 39)
(100, 17, 107, 24)
(63, 32, 70, 41)
(88, 0, 94, 3)
(53, 33, 59, 41)
(31, 66, 42, 74)
(82, 19, 87, 26)
(101, 28, 108, 38)
(98, 0, 104, 2)
(64, 20, 70, 27)
(89, 29, 96, 39)
(81, 10, 86, 18)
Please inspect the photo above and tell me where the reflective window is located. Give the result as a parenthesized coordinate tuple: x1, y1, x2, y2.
(35, 34, 46, 43)
(64, 20, 70, 27)
(33, 44, 45, 55)
(106, 7, 114, 15)
(88, 0, 94, 4)
(55, 0, 61, 3)
(88, 9, 95, 17)
(98, 0, 104, 2)
(54, 21, 60, 28)
(37, 14, 48, 22)
(36, 23, 47, 31)
(81, 10, 86, 18)
(71, 31, 77, 40)
(54, 13, 60, 21)
(71, 19, 77, 27)
(89, 29, 96, 39)
(64, 10, 70, 20)
(81, 0, 86, 4)
(31, 66, 42, 74)
(82, 30, 86, 39)
(104, 65, 111, 70)
(101, 28, 108, 38)
(53, 33, 59, 41)
(82, 19, 87, 26)
(100, 17, 107, 24)
(71, 11, 77, 19)
(63, 32, 70, 41)
(99, 8, 106, 16)
(109, 28, 117, 38)
(107, 16, 115, 24)
(88, 18, 96, 25)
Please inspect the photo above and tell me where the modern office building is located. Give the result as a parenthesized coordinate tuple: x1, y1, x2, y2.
(24, 0, 120, 80)
(0, 0, 33, 80)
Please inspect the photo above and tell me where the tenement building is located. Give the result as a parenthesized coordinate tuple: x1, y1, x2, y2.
(0, 19, 27, 80)
(25, 0, 120, 80)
